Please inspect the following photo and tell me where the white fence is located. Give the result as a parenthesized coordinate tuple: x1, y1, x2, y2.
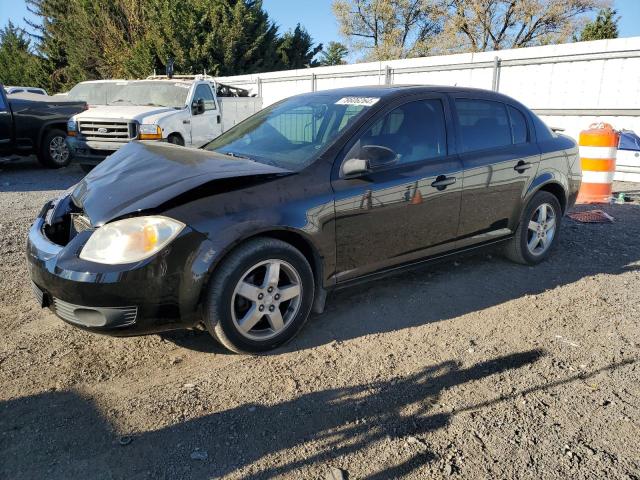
(217, 37, 640, 142)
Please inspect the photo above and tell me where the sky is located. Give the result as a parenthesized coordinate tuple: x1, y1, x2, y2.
(1, 0, 640, 53)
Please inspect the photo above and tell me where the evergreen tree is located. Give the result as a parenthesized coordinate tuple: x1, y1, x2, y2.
(319, 41, 349, 65)
(277, 24, 323, 69)
(0, 21, 44, 87)
(579, 8, 619, 41)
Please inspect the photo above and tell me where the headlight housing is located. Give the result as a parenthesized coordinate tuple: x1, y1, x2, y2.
(79, 216, 185, 264)
(138, 124, 163, 140)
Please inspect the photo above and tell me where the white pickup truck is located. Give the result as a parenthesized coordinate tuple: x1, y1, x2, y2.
(66, 75, 261, 170)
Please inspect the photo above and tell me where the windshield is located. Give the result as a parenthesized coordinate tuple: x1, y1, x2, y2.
(67, 82, 124, 105)
(108, 81, 190, 108)
(203, 93, 377, 170)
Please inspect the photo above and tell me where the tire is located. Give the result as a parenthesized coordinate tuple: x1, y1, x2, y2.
(38, 129, 71, 168)
(167, 134, 184, 146)
(203, 238, 315, 354)
(504, 191, 562, 265)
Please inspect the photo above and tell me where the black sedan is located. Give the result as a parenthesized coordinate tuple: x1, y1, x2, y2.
(26, 86, 581, 353)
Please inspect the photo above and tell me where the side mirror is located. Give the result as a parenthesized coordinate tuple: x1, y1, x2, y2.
(191, 98, 205, 115)
(341, 145, 397, 177)
(342, 158, 370, 177)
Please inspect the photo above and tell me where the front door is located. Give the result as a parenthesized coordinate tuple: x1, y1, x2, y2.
(0, 93, 12, 155)
(190, 83, 222, 147)
(331, 96, 463, 282)
(452, 97, 540, 244)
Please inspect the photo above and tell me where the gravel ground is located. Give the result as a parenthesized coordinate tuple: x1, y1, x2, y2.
(1, 157, 639, 480)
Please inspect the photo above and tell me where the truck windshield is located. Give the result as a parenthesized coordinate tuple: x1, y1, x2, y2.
(108, 81, 190, 109)
(67, 82, 124, 106)
(203, 93, 377, 170)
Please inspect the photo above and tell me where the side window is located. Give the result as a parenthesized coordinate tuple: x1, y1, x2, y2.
(194, 84, 216, 111)
(508, 105, 528, 144)
(455, 99, 511, 152)
(347, 99, 447, 166)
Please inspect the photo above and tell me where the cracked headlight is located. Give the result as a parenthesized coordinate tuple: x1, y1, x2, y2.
(80, 216, 185, 264)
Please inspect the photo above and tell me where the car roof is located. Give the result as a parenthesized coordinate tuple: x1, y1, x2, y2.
(300, 85, 525, 106)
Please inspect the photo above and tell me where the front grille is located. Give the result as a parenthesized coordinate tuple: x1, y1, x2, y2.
(78, 120, 137, 141)
(53, 298, 138, 327)
(30, 281, 44, 306)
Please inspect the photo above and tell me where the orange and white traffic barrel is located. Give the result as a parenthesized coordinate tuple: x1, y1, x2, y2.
(577, 123, 619, 204)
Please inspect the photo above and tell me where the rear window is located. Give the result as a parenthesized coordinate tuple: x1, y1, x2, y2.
(508, 105, 528, 144)
(455, 99, 512, 152)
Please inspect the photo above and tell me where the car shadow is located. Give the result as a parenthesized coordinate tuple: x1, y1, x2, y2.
(1, 351, 635, 479)
(0, 157, 84, 192)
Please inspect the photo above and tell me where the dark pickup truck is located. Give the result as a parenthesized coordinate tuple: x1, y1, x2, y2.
(0, 85, 87, 168)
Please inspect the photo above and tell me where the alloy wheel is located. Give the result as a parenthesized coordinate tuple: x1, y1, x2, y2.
(49, 136, 70, 164)
(231, 259, 302, 341)
(526, 203, 556, 256)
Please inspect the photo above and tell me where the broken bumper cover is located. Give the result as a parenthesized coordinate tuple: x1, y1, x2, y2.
(25, 210, 211, 336)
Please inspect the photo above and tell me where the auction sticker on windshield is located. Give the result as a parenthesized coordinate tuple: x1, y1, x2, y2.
(335, 97, 380, 106)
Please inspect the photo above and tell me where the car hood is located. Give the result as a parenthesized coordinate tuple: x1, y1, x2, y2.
(71, 142, 292, 226)
(74, 105, 179, 122)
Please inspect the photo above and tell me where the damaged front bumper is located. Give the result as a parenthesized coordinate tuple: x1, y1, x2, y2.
(25, 201, 213, 336)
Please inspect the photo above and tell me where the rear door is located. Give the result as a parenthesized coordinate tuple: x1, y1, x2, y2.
(0, 90, 12, 155)
(331, 95, 463, 282)
(189, 83, 222, 147)
(452, 97, 540, 245)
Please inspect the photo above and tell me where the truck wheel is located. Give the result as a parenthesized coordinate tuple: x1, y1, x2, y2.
(38, 129, 71, 168)
(168, 134, 184, 146)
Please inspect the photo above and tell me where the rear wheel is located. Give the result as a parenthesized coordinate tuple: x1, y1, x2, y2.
(38, 129, 70, 168)
(504, 191, 562, 265)
(203, 238, 314, 353)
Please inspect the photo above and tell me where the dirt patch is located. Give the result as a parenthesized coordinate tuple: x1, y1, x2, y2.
(1, 158, 639, 479)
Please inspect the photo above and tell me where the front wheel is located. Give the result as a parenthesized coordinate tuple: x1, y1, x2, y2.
(38, 129, 71, 168)
(504, 191, 562, 265)
(203, 238, 315, 353)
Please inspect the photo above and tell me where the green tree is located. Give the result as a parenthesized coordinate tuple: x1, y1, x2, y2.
(277, 24, 323, 69)
(24, 0, 318, 91)
(0, 21, 44, 88)
(319, 41, 349, 65)
(578, 8, 619, 41)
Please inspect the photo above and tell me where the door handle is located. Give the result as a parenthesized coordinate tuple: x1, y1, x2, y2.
(217, 115, 221, 124)
(431, 175, 456, 190)
(514, 161, 532, 173)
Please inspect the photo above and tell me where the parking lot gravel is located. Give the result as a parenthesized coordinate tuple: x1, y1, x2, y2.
(1, 157, 639, 479)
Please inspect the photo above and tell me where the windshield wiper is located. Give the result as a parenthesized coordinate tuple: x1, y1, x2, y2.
(110, 99, 133, 105)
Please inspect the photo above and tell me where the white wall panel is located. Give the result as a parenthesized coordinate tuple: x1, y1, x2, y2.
(217, 37, 640, 142)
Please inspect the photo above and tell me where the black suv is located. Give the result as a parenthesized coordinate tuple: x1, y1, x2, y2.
(27, 86, 581, 353)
